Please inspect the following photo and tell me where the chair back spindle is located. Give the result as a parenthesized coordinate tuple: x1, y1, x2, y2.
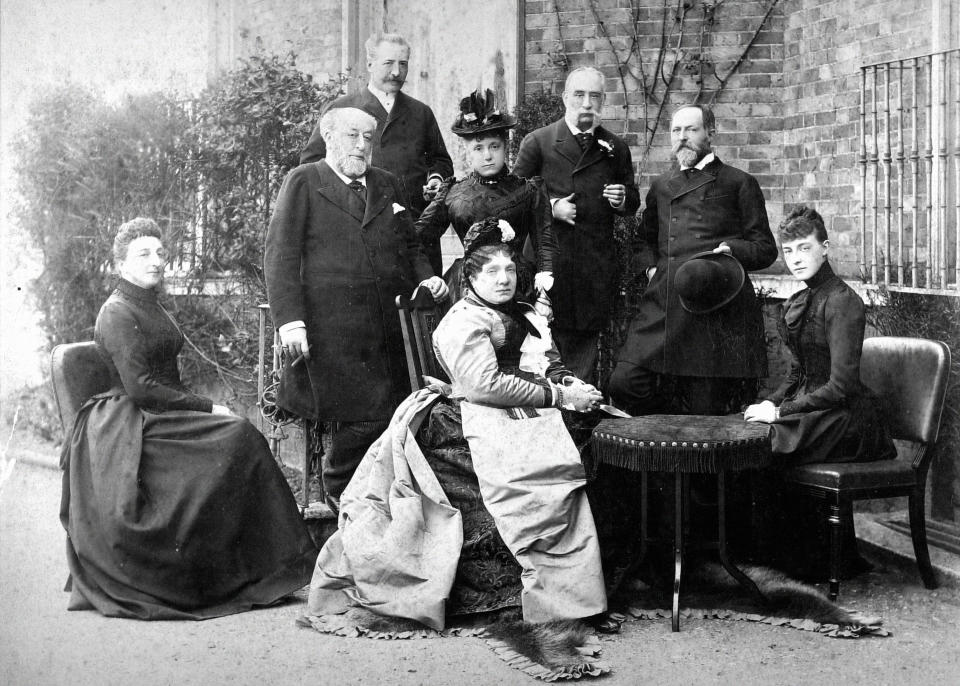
(396, 286, 450, 392)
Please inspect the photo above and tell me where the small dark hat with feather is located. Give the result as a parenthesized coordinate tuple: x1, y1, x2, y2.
(451, 88, 516, 137)
(462, 216, 516, 258)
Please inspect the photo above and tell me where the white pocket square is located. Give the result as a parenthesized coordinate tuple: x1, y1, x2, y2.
(392, 203, 406, 214)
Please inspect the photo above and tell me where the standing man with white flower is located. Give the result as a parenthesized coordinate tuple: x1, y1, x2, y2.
(265, 107, 447, 510)
(513, 67, 640, 384)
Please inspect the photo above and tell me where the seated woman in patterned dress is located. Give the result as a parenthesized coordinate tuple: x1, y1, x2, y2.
(308, 218, 621, 633)
(59, 218, 317, 619)
(416, 88, 557, 313)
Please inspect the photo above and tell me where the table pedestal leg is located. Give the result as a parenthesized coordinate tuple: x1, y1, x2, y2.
(672, 470, 683, 632)
(717, 471, 766, 605)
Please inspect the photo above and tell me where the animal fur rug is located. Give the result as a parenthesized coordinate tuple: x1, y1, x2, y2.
(297, 564, 887, 681)
(619, 563, 889, 638)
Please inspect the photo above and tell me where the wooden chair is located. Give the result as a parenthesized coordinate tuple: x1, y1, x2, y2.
(784, 336, 951, 601)
(50, 342, 112, 433)
(396, 286, 450, 392)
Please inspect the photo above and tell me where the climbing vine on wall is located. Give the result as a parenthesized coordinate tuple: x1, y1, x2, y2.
(548, 0, 782, 173)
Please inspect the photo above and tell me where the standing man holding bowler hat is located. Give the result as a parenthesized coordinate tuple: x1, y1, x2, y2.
(512, 67, 640, 385)
(608, 104, 778, 416)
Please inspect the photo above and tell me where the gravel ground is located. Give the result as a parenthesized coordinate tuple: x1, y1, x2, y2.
(2, 460, 960, 686)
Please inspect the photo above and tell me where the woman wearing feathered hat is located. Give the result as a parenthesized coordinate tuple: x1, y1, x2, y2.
(416, 88, 558, 317)
(307, 217, 622, 637)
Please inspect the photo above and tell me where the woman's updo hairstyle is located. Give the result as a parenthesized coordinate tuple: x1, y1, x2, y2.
(113, 217, 162, 263)
(778, 205, 828, 244)
(461, 217, 517, 286)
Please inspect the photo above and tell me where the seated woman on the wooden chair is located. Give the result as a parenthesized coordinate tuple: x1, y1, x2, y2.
(307, 218, 622, 634)
(742, 205, 894, 577)
(59, 217, 316, 620)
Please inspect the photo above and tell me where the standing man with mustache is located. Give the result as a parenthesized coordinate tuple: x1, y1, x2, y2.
(608, 104, 777, 416)
(265, 107, 447, 512)
(300, 33, 453, 274)
(513, 67, 640, 384)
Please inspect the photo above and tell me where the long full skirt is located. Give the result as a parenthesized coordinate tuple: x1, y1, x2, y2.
(60, 394, 317, 620)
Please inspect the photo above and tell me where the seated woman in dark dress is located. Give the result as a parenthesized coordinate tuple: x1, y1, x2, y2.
(743, 205, 894, 463)
(308, 219, 621, 633)
(59, 217, 317, 620)
(743, 205, 894, 576)
(416, 89, 557, 313)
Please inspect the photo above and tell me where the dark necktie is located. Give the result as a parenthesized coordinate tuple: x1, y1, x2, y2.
(575, 132, 593, 151)
(348, 180, 365, 200)
(683, 168, 698, 179)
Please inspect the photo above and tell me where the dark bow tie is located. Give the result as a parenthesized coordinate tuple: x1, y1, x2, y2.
(575, 132, 594, 151)
(347, 180, 365, 197)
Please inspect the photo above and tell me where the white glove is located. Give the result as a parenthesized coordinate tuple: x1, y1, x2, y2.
(534, 271, 555, 292)
(497, 219, 515, 242)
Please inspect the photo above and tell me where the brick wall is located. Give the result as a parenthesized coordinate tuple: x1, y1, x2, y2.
(523, 0, 935, 278)
(781, 0, 931, 276)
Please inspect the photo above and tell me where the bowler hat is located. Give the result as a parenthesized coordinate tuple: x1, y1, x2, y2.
(673, 250, 745, 314)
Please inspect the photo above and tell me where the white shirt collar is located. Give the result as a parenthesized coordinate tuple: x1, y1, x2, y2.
(328, 161, 365, 188)
(564, 118, 598, 137)
(367, 83, 396, 112)
(680, 151, 715, 171)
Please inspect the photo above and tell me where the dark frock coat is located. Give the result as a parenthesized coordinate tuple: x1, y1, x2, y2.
(512, 120, 641, 333)
(264, 161, 435, 422)
(618, 156, 778, 378)
(766, 262, 895, 464)
(60, 279, 316, 619)
(300, 89, 454, 216)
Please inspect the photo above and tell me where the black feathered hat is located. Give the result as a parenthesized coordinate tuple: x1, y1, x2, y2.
(451, 89, 516, 137)
(462, 216, 517, 258)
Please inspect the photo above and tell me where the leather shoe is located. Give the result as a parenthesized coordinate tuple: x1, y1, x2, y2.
(587, 613, 621, 634)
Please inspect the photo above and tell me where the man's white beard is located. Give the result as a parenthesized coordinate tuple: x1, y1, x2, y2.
(337, 155, 367, 178)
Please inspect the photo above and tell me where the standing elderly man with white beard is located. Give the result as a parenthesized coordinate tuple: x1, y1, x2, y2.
(608, 104, 777, 417)
(265, 107, 447, 510)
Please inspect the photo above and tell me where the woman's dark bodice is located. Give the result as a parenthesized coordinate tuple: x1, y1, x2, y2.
(769, 263, 868, 416)
(416, 172, 557, 272)
(93, 279, 211, 413)
(491, 307, 529, 371)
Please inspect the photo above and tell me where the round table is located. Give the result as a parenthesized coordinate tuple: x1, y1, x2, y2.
(591, 414, 773, 631)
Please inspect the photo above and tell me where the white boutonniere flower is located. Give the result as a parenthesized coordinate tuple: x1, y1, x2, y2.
(497, 218, 516, 242)
(597, 139, 615, 157)
(392, 202, 406, 214)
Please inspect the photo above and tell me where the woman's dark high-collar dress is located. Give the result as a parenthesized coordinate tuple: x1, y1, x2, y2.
(415, 171, 558, 300)
(59, 278, 316, 620)
(766, 262, 894, 464)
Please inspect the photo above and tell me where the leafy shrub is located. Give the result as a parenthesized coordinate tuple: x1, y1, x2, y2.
(12, 86, 194, 344)
(189, 51, 345, 280)
(869, 289, 960, 521)
(510, 90, 564, 159)
(13, 52, 344, 413)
